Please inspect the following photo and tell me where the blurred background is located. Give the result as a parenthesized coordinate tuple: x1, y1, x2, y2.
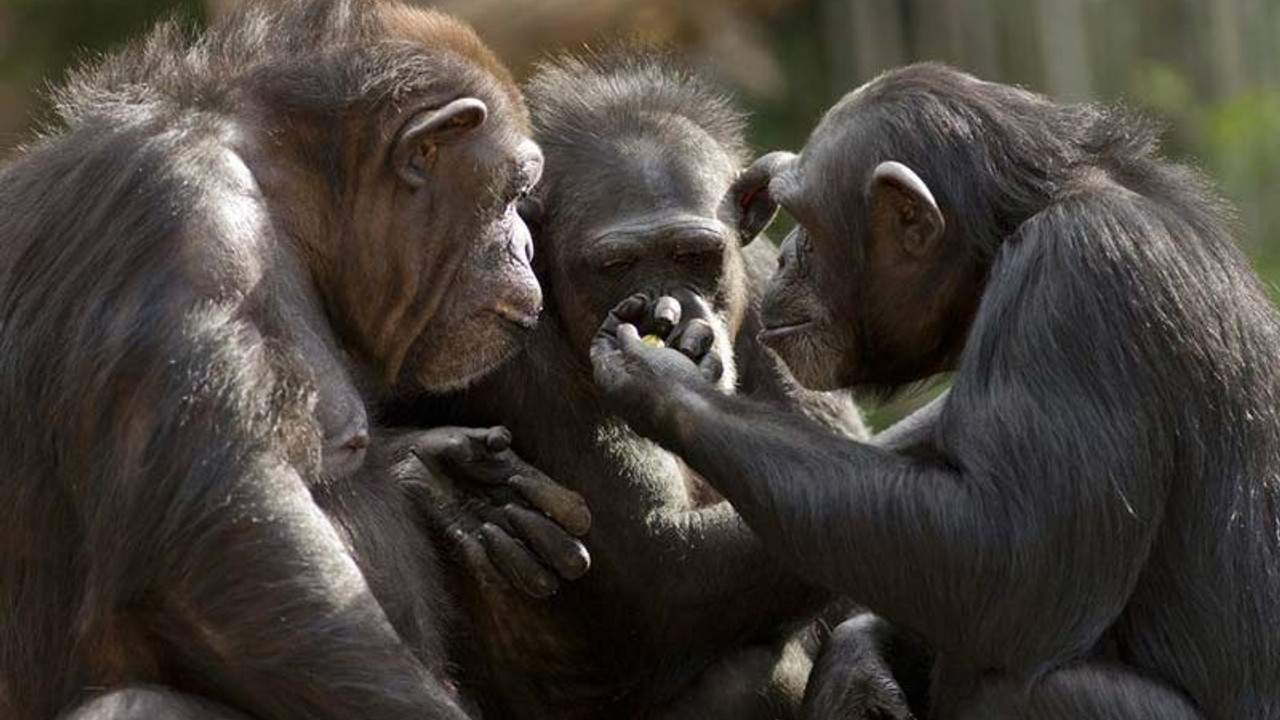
(1, 0, 1278, 421)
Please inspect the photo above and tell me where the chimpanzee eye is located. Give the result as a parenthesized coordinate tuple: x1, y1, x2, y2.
(600, 257, 638, 274)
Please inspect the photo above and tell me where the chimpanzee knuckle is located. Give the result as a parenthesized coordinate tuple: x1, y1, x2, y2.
(485, 426, 513, 452)
(614, 294, 650, 324)
(419, 432, 466, 463)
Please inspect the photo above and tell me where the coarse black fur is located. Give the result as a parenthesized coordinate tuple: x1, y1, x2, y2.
(0, 2, 549, 719)
(591, 63, 1280, 720)
(399, 52, 866, 720)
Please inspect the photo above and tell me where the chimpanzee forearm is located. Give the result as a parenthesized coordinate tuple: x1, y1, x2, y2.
(628, 382, 1150, 661)
(574, 446, 827, 646)
(618, 387, 968, 645)
(79, 321, 467, 720)
(155, 460, 466, 720)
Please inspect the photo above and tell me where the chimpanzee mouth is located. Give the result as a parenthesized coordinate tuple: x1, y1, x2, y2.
(760, 319, 815, 341)
(491, 303, 541, 332)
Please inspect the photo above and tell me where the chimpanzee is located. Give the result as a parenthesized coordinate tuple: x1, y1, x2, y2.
(400, 52, 867, 720)
(591, 63, 1280, 720)
(0, 3, 590, 719)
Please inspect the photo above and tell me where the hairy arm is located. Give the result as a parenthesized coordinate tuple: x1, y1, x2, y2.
(439, 317, 824, 648)
(70, 301, 467, 720)
(591, 209, 1171, 667)
(586, 434, 825, 646)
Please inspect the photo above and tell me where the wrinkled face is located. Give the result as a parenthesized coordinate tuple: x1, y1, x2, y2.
(738, 106, 980, 393)
(332, 89, 544, 393)
(534, 121, 747, 388)
(750, 129, 865, 391)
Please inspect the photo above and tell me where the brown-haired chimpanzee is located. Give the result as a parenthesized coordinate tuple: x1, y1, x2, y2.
(0, 2, 590, 720)
(591, 63, 1280, 720)
(396, 52, 867, 720)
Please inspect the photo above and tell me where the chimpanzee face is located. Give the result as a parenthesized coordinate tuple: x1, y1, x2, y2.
(330, 83, 544, 394)
(740, 98, 965, 394)
(532, 117, 748, 386)
(751, 130, 867, 391)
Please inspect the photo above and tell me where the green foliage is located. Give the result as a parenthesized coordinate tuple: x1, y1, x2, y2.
(1130, 60, 1280, 293)
(0, 0, 204, 140)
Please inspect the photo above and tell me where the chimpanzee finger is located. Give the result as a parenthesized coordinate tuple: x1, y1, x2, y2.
(504, 504, 591, 580)
(600, 293, 650, 336)
(652, 296, 682, 337)
(699, 351, 725, 384)
(510, 473, 592, 536)
(483, 426, 512, 453)
(452, 527, 513, 593)
(615, 323, 645, 356)
(670, 318, 716, 363)
(412, 426, 494, 466)
(479, 523, 559, 598)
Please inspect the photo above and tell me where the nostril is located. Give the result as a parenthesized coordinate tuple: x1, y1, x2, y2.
(523, 234, 535, 263)
(344, 431, 370, 452)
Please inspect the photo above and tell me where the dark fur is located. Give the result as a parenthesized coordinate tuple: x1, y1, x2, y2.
(0, 2, 540, 719)
(591, 64, 1280, 720)
(399, 53, 866, 720)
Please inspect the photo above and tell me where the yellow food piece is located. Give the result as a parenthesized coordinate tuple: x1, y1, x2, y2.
(641, 334, 666, 348)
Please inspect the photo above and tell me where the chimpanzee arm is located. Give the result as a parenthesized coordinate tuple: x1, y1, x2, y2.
(591, 200, 1172, 667)
(511, 401, 825, 647)
(596, 470, 824, 644)
(420, 311, 826, 648)
(71, 305, 467, 720)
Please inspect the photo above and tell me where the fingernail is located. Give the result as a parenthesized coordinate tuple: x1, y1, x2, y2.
(654, 296, 680, 322)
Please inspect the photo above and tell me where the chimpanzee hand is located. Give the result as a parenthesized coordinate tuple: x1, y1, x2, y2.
(387, 427, 592, 598)
(591, 294, 725, 436)
(802, 614, 916, 720)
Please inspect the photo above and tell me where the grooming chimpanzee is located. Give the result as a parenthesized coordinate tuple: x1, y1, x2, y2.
(0, 3, 590, 719)
(400, 52, 866, 720)
(591, 63, 1280, 720)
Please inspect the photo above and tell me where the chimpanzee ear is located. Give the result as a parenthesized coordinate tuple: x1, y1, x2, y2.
(726, 151, 795, 246)
(393, 97, 488, 188)
(868, 161, 944, 258)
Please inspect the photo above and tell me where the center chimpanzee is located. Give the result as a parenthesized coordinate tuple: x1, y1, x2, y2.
(397, 52, 868, 720)
(0, 3, 589, 720)
(590, 64, 1280, 720)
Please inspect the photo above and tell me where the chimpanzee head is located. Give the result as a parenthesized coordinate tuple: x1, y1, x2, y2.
(520, 52, 759, 389)
(245, 4, 543, 393)
(731, 63, 1074, 394)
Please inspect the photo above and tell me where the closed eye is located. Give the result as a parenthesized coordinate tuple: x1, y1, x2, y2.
(599, 257, 638, 274)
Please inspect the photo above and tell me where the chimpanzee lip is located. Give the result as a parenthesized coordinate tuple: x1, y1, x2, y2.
(492, 303, 541, 331)
(760, 319, 815, 340)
